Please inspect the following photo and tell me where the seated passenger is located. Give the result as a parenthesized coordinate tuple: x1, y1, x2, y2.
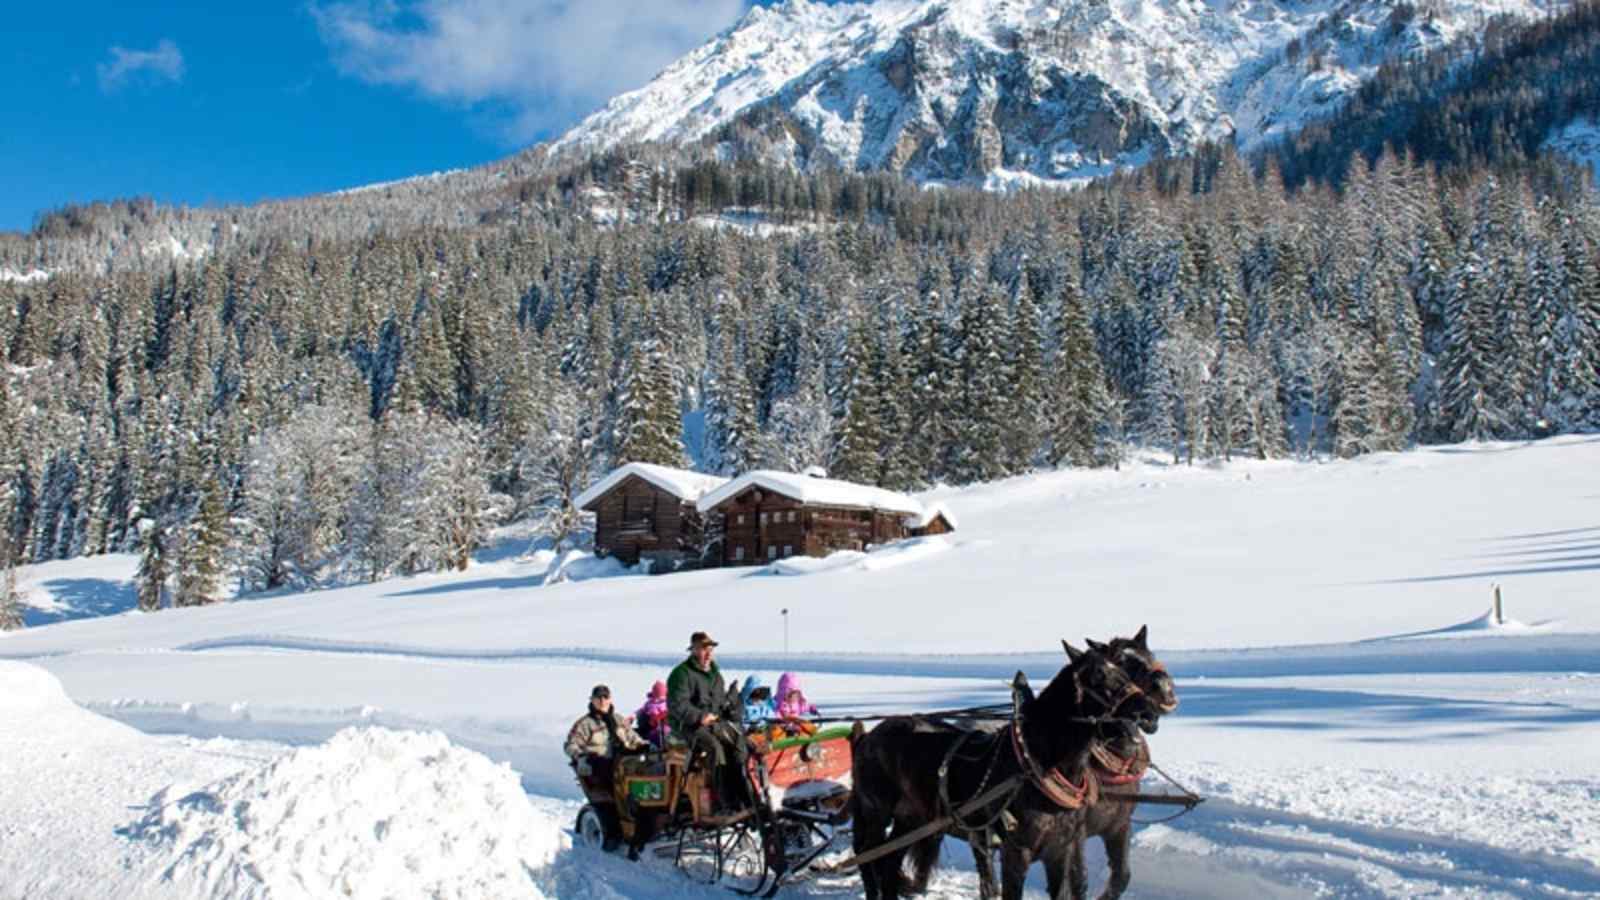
(775, 672, 819, 736)
(565, 684, 647, 850)
(634, 680, 670, 747)
(740, 674, 777, 727)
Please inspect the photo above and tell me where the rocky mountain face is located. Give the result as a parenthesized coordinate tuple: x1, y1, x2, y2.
(552, 0, 1558, 186)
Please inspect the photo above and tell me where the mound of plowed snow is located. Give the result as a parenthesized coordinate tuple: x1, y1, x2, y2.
(134, 727, 563, 899)
(0, 658, 73, 713)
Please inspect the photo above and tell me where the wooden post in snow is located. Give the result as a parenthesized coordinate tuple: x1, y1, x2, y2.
(1493, 584, 1504, 625)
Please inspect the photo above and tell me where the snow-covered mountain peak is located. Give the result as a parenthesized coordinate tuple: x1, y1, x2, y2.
(552, 0, 1562, 186)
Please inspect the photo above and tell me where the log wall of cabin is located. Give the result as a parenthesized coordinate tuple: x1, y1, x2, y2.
(717, 490, 887, 565)
(592, 475, 690, 565)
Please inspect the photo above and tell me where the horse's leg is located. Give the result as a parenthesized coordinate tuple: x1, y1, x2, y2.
(852, 803, 886, 900)
(1068, 834, 1089, 900)
(1095, 824, 1132, 900)
(1042, 836, 1080, 900)
(1000, 842, 1034, 900)
(969, 837, 999, 900)
(876, 821, 921, 899)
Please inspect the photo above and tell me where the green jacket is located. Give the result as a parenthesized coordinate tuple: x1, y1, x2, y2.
(667, 656, 741, 736)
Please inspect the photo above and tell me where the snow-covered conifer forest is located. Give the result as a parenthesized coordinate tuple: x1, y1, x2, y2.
(4, 136, 1598, 593)
(1, 2, 1596, 598)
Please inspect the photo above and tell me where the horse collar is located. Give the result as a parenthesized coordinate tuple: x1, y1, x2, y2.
(1089, 734, 1150, 787)
(1010, 684, 1103, 812)
(1009, 722, 1098, 810)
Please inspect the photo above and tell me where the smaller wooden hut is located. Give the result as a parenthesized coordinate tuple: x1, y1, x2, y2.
(695, 470, 926, 566)
(909, 503, 958, 537)
(576, 463, 729, 569)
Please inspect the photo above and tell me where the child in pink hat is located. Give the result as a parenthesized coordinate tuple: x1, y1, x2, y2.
(635, 680, 670, 747)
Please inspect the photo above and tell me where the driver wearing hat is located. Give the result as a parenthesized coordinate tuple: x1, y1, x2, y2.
(667, 631, 750, 814)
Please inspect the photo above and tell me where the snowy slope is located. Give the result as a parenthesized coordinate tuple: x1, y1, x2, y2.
(1547, 115, 1600, 178)
(4, 438, 1599, 898)
(551, 0, 1560, 185)
(8, 436, 1598, 656)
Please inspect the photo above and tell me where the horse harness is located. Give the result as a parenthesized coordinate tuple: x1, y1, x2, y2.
(832, 661, 1196, 876)
(936, 660, 1148, 829)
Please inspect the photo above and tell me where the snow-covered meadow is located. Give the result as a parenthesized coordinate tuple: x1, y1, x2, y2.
(2, 437, 1598, 898)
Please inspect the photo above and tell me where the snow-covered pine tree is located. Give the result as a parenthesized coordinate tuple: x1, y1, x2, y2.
(704, 321, 759, 476)
(30, 449, 82, 563)
(613, 303, 686, 468)
(1329, 327, 1379, 459)
(1281, 322, 1340, 457)
(236, 404, 362, 591)
(949, 284, 1011, 484)
(516, 373, 594, 552)
(1438, 246, 1500, 442)
(417, 418, 504, 572)
(1153, 328, 1216, 465)
(134, 517, 169, 612)
(0, 529, 22, 630)
(757, 354, 833, 473)
(345, 417, 421, 580)
(902, 292, 953, 484)
(1005, 283, 1045, 473)
(0, 563, 20, 631)
(871, 299, 918, 491)
(1048, 279, 1115, 468)
(174, 478, 230, 606)
(830, 316, 884, 484)
(1559, 210, 1600, 426)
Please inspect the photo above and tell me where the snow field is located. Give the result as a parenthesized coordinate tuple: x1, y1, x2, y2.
(4, 437, 1600, 897)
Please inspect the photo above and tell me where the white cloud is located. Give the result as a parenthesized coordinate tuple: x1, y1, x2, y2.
(97, 39, 185, 93)
(312, 0, 746, 143)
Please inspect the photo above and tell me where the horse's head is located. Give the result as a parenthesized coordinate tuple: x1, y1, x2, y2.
(1098, 625, 1179, 734)
(1043, 638, 1143, 721)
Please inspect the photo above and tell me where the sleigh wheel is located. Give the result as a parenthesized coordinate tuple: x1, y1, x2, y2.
(574, 805, 608, 849)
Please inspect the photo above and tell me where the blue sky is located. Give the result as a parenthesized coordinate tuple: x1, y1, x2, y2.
(0, 0, 770, 233)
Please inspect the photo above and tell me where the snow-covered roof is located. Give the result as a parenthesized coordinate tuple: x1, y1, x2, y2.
(915, 502, 959, 531)
(696, 470, 923, 517)
(575, 463, 730, 511)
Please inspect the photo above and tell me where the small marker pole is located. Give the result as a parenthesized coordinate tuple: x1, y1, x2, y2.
(1493, 584, 1504, 625)
(782, 608, 790, 657)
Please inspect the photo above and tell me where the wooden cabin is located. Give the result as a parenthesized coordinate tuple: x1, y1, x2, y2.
(909, 503, 958, 537)
(576, 463, 729, 570)
(695, 470, 925, 566)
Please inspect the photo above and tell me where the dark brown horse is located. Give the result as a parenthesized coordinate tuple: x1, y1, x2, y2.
(849, 634, 1161, 900)
(996, 628, 1178, 900)
(1070, 627, 1177, 900)
(903, 627, 1179, 899)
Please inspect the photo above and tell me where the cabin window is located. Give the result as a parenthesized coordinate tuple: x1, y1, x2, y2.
(760, 512, 769, 525)
(787, 511, 797, 523)
(736, 514, 745, 525)
(767, 545, 778, 560)
(783, 545, 793, 557)
(734, 545, 745, 561)
(624, 494, 653, 522)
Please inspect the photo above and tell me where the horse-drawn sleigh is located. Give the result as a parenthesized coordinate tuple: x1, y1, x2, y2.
(573, 721, 858, 896)
(572, 627, 1199, 899)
